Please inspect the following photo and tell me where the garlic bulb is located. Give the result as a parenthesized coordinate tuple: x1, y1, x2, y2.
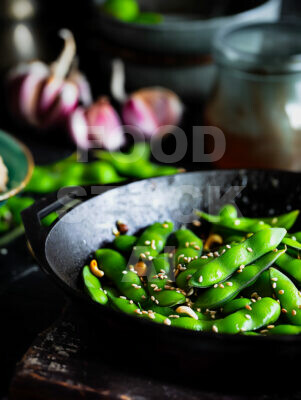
(7, 29, 92, 130)
(68, 97, 125, 151)
(122, 87, 184, 138)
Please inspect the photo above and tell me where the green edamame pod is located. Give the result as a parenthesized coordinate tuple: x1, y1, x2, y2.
(266, 325, 301, 335)
(95, 249, 147, 303)
(114, 235, 137, 253)
(170, 317, 213, 332)
(148, 254, 186, 307)
(82, 266, 108, 305)
(282, 237, 301, 251)
(6, 196, 34, 225)
(189, 228, 286, 288)
(25, 166, 59, 193)
(197, 208, 299, 233)
(176, 268, 197, 290)
(193, 250, 285, 309)
(58, 163, 85, 187)
(275, 253, 301, 284)
(214, 297, 281, 334)
(174, 228, 203, 265)
(105, 287, 168, 324)
(222, 298, 252, 315)
(219, 204, 238, 220)
(134, 221, 173, 259)
(84, 161, 124, 185)
(270, 268, 301, 325)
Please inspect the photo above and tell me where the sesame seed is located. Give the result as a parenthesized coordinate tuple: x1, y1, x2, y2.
(214, 252, 220, 257)
(257, 296, 262, 301)
(185, 242, 190, 248)
(279, 290, 284, 295)
(212, 325, 218, 333)
(226, 244, 231, 249)
(186, 274, 192, 280)
(135, 309, 142, 314)
(122, 270, 128, 274)
(245, 305, 252, 311)
(194, 245, 201, 251)
(207, 252, 214, 258)
(226, 282, 233, 287)
(245, 314, 251, 320)
(247, 247, 253, 253)
(219, 284, 224, 289)
(292, 310, 297, 316)
(214, 284, 218, 288)
(144, 240, 151, 245)
(251, 298, 256, 303)
(148, 313, 155, 319)
(267, 325, 275, 329)
(234, 220, 240, 226)
(272, 283, 277, 289)
(260, 329, 269, 334)
(271, 277, 278, 282)
(187, 288, 194, 297)
(120, 296, 127, 300)
(140, 253, 146, 259)
(142, 295, 146, 300)
(272, 217, 278, 224)
(169, 315, 180, 319)
(151, 296, 155, 301)
(145, 251, 150, 256)
(282, 308, 287, 313)
(164, 318, 171, 326)
(198, 275, 203, 283)
(197, 308, 201, 312)
(162, 223, 169, 229)
(251, 292, 258, 298)
(155, 300, 159, 304)
(142, 310, 148, 315)
(201, 255, 208, 259)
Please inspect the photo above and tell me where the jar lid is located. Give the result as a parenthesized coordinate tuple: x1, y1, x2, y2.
(214, 21, 301, 74)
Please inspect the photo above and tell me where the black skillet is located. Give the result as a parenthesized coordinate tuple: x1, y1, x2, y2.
(22, 170, 301, 385)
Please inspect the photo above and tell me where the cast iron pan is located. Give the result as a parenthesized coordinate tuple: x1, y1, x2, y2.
(22, 170, 301, 387)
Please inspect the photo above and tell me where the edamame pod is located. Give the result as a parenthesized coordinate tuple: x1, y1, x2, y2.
(114, 235, 137, 253)
(214, 297, 281, 334)
(189, 228, 286, 288)
(266, 325, 301, 335)
(193, 250, 285, 309)
(174, 228, 203, 265)
(222, 298, 252, 315)
(95, 249, 147, 302)
(134, 221, 173, 259)
(82, 266, 108, 305)
(148, 254, 186, 307)
(270, 268, 301, 325)
(275, 253, 301, 284)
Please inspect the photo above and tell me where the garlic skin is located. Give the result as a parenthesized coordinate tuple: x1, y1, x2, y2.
(122, 88, 184, 138)
(68, 98, 125, 151)
(7, 30, 91, 131)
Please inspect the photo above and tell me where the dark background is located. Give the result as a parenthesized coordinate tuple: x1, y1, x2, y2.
(0, 0, 301, 398)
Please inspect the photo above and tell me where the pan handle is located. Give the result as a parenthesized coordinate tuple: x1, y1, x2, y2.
(21, 186, 99, 266)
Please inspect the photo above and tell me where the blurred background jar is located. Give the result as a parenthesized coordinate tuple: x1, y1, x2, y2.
(205, 21, 301, 171)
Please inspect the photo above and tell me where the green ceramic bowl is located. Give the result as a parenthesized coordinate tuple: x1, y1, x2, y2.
(0, 130, 34, 201)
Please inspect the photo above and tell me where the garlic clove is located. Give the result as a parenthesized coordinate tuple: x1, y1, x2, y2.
(43, 81, 79, 128)
(86, 97, 125, 151)
(68, 106, 90, 150)
(69, 69, 93, 107)
(122, 87, 183, 138)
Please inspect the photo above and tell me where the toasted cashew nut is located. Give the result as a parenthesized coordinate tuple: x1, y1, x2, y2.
(176, 306, 199, 320)
(204, 234, 223, 251)
(134, 261, 148, 277)
(90, 259, 104, 278)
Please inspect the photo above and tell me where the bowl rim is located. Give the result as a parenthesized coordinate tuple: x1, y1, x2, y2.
(0, 130, 34, 201)
(96, 0, 279, 32)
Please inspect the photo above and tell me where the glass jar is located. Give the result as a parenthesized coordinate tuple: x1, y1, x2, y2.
(204, 22, 301, 171)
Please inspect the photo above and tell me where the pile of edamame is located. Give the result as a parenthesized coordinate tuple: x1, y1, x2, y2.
(83, 204, 301, 335)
